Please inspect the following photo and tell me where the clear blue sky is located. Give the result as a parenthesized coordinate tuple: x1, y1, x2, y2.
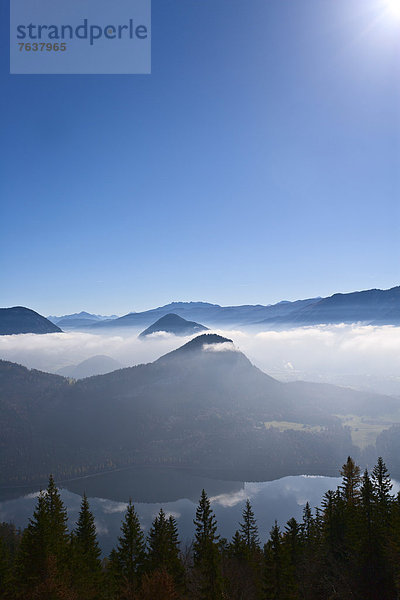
(1, 0, 399, 315)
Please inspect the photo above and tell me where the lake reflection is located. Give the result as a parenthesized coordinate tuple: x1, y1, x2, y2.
(0, 467, 367, 555)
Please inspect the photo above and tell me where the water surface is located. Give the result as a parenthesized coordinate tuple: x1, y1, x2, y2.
(0, 467, 366, 554)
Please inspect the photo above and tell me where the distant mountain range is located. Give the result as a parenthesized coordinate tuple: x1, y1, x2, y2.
(79, 285, 400, 330)
(89, 298, 319, 330)
(257, 287, 400, 327)
(3, 285, 400, 336)
(48, 311, 118, 330)
(139, 313, 208, 338)
(1, 333, 398, 486)
(0, 307, 62, 335)
(56, 355, 123, 379)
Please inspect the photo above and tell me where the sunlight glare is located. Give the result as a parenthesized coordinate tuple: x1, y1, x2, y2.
(386, 0, 400, 18)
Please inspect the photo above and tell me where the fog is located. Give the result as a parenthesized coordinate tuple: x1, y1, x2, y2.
(1, 324, 400, 396)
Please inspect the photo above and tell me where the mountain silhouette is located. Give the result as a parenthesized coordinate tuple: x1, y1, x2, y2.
(139, 313, 208, 338)
(258, 286, 400, 327)
(88, 299, 318, 330)
(57, 355, 123, 379)
(48, 312, 118, 330)
(0, 307, 62, 335)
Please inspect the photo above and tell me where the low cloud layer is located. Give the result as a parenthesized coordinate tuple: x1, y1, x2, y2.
(0, 331, 181, 373)
(224, 325, 400, 396)
(1, 324, 400, 396)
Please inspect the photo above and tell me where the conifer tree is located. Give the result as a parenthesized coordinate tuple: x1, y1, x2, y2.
(228, 530, 245, 559)
(239, 500, 259, 552)
(14, 491, 48, 593)
(284, 518, 300, 564)
(372, 457, 393, 508)
(282, 518, 301, 600)
(45, 475, 69, 556)
(193, 489, 223, 600)
(358, 468, 386, 600)
(301, 502, 314, 544)
(264, 521, 282, 599)
(14, 477, 71, 598)
(107, 500, 145, 599)
(340, 456, 361, 505)
(146, 509, 183, 587)
(361, 469, 375, 541)
(71, 493, 103, 599)
(369, 459, 396, 596)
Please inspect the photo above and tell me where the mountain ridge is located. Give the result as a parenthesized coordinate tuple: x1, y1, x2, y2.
(0, 307, 62, 335)
(67, 285, 400, 331)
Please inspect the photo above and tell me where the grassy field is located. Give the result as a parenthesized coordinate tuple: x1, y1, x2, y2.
(264, 421, 323, 434)
(335, 415, 395, 450)
(264, 417, 397, 450)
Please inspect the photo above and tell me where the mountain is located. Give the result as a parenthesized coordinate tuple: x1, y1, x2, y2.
(48, 312, 118, 329)
(0, 307, 62, 335)
(89, 298, 319, 330)
(138, 313, 209, 338)
(57, 285, 400, 332)
(0, 333, 397, 486)
(258, 286, 400, 327)
(56, 355, 123, 379)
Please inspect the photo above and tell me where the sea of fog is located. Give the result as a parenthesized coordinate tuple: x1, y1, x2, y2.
(1, 324, 400, 395)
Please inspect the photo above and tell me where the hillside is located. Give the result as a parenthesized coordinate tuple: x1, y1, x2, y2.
(0, 307, 62, 335)
(0, 333, 398, 485)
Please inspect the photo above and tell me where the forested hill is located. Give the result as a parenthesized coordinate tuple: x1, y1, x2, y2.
(0, 334, 398, 485)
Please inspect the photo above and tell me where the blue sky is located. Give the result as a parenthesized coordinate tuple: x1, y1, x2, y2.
(1, 0, 399, 315)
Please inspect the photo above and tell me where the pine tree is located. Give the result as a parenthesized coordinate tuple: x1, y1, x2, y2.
(239, 499, 259, 552)
(45, 475, 69, 558)
(14, 491, 48, 594)
(369, 459, 396, 597)
(264, 521, 282, 600)
(282, 518, 301, 600)
(300, 502, 314, 545)
(14, 477, 72, 599)
(107, 500, 146, 599)
(340, 456, 361, 505)
(71, 493, 103, 599)
(228, 530, 245, 559)
(372, 457, 393, 509)
(321, 489, 345, 557)
(358, 468, 385, 600)
(146, 509, 184, 587)
(299, 502, 319, 598)
(193, 489, 223, 600)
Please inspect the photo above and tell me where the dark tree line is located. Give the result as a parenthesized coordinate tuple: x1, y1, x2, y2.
(0, 457, 399, 599)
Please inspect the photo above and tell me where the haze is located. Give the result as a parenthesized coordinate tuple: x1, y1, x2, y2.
(1, 323, 400, 396)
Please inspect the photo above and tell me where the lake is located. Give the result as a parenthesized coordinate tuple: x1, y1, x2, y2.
(0, 466, 378, 555)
